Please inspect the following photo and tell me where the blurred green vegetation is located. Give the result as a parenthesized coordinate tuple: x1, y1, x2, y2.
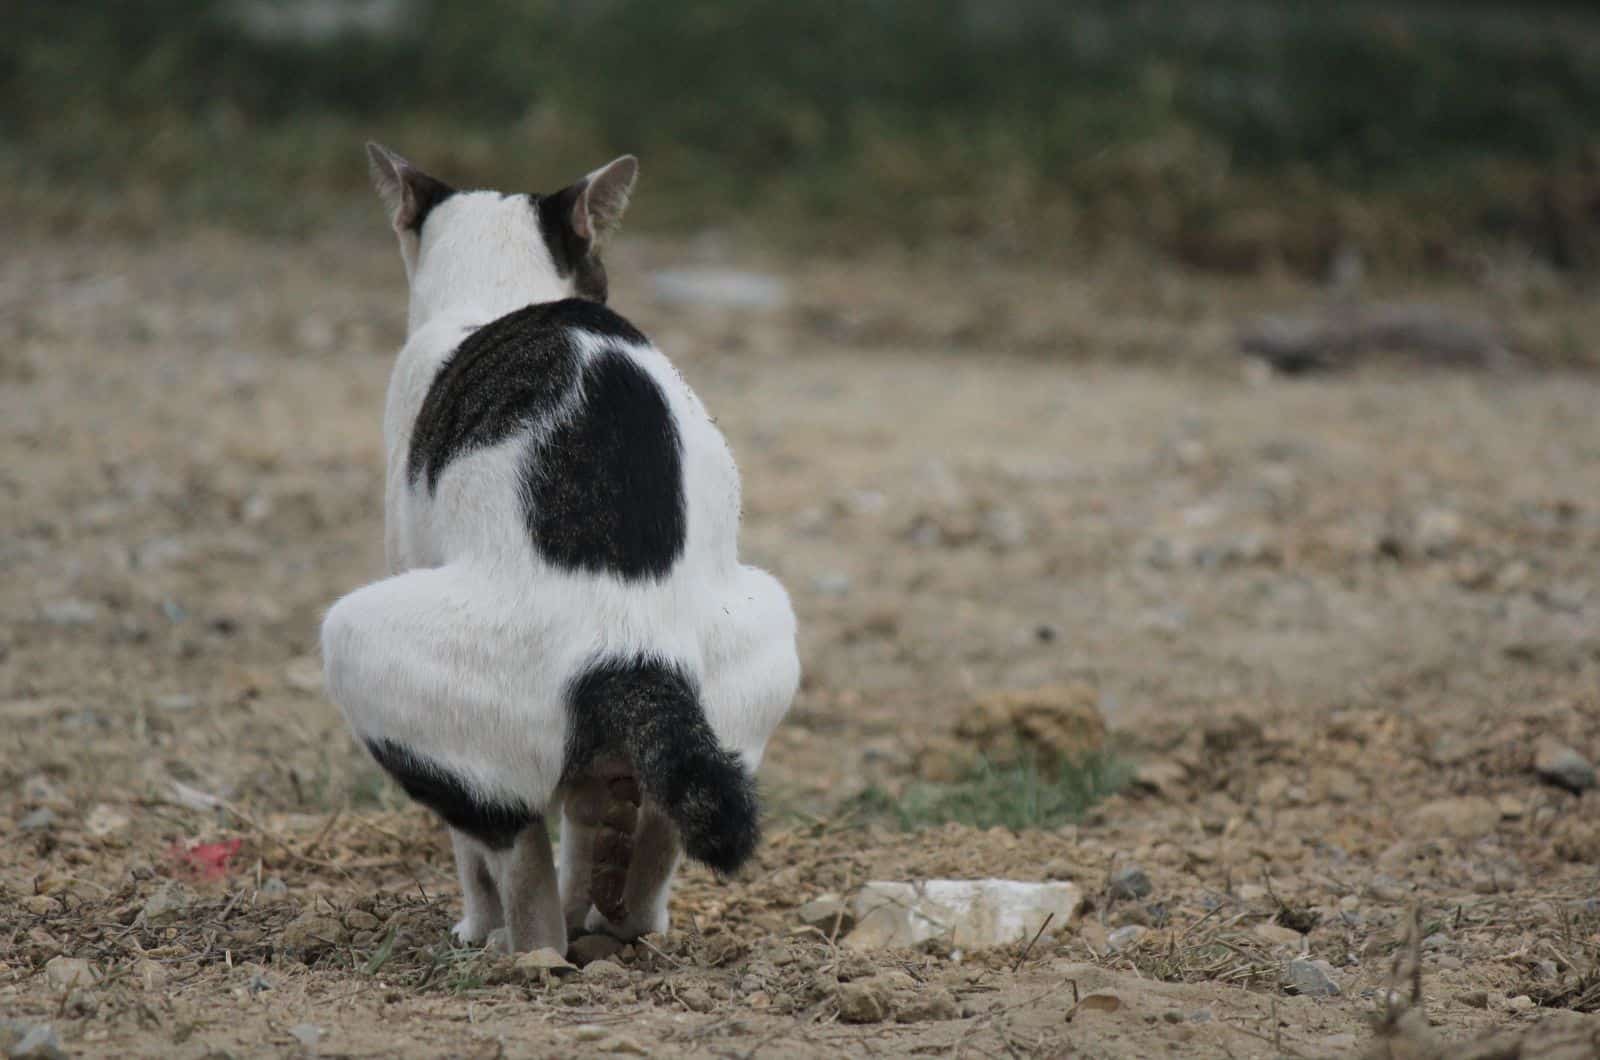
(7, 0, 1600, 272)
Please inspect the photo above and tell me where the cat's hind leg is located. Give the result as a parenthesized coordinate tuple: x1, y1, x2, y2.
(491, 818, 566, 954)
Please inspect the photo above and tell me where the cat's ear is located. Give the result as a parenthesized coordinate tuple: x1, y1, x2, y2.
(366, 142, 456, 234)
(568, 155, 638, 246)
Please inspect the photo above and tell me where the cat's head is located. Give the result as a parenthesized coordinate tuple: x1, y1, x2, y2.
(366, 143, 637, 330)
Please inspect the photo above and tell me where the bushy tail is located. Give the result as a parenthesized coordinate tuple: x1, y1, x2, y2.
(567, 656, 759, 874)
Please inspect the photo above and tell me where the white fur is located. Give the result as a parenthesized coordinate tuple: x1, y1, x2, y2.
(321, 175, 798, 952)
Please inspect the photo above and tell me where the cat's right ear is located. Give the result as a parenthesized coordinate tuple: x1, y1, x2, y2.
(366, 142, 456, 234)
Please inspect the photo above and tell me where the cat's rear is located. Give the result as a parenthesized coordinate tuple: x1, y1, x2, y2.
(320, 145, 797, 952)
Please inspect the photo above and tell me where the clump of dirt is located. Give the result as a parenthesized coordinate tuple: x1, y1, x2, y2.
(915, 684, 1106, 782)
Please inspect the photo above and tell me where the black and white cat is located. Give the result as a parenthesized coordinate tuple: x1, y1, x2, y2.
(320, 144, 799, 954)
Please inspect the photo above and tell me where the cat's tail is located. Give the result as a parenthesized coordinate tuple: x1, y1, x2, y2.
(566, 656, 759, 875)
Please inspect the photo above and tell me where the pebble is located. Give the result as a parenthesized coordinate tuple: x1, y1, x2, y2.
(1108, 866, 1153, 901)
(677, 986, 714, 1012)
(895, 986, 960, 1023)
(1456, 990, 1489, 1009)
(811, 572, 852, 596)
(1283, 958, 1340, 997)
(514, 947, 576, 978)
(1534, 738, 1596, 794)
(836, 979, 891, 1023)
(43, 956, 94, 991)
(1410, 796, 1499, 839)
(580, 958, 628, 981)
(1505, 994, 1536, 1012)
(796, 894, 852, 933)
(1253, 922, 1302, 947)
(84, 804, 130, 837)
(41, 598, 99, 626)
(141, 882, 190, 925)
(288, 1023, 321, 1052)
(1107, 925, 1146, 952)
(18, 808, 56, 833)
(6, 1024, 66, 1060)
(568, 934, 625, 967)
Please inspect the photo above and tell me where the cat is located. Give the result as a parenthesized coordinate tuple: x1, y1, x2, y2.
(320, 143, 799, 954)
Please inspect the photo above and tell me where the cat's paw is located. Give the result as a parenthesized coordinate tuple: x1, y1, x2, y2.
(451, 915, 494, 946)
(583, 904, 668, 941)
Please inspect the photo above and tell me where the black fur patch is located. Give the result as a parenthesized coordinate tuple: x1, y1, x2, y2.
(535, 190, 608, 303)
(407, 301, 645, 492)
(566, 657, 759, 874)
(407, 173, 456, 234)
(364, 738, 532, 849)
(522, 346, 686, 581)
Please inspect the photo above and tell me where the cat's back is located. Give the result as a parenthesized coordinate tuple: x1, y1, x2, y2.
(394, 299, 738, 584)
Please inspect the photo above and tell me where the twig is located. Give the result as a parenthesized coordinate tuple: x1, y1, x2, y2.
(1011, 912, 1055, 973)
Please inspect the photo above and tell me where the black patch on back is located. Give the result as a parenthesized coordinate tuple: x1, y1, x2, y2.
(407, 174, 457, 234)
(364, 738, 532, 849)
(407, 301, 645, 492)
(535, 190, 609, 303)
(565, 656, 759, 874)
(522, 346, 685, 581)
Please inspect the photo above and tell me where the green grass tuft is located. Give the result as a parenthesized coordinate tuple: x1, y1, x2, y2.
(846, 753, 1131, 833)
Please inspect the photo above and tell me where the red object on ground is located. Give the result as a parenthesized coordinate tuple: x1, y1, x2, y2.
(167, 838, 243, 881)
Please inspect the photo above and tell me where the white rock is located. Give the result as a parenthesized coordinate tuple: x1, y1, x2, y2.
(651, 269, 788, 310)
(843, 879, 1083, 951)
(43, 956, 94, 991)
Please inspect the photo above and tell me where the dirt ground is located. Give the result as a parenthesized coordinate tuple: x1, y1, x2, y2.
(3, 228, 1599, 1058)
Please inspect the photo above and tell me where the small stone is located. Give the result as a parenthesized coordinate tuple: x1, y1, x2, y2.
(896, 986, 959, 1023)
(599, 1037, 648, 1055)
(154, 693, 198, 712)
(515, 947, 576, 978)
(1133, 760, 1187, 798)
(1320, 1034, 1357, 1051)
(845, 879, 1083, 951)
(43, 956, 94, 991)
(1253, 922, 1302, 947)
(811, 572, 852, 596)
(280, 914, 347, 958)
(1505, 994, 1536, 1012)
(1070, 992, 1124, 1017)
(135, 960, 168, 990)
(1411, 796, 1500, 839)
(1366, 875, 1409, 903)
(141, 882, 190, 925)
(7, 1024, 66, 1060)
(1284, 958, 1339, 997)
(41, 598, 99, 626)
(1534, 738, 1596, 794)
(678, 987, 714, 1013)
(288, 1023, 321, 1052)
(580, 958, 627, 981)
(259, 877, 290, 901)
(1496, 795, 1526, 820)
(21, 896, 59, 916)
(1109, 866, 1152, 901)
(84, 804, 130, 837)
(572, 1025, 608, 1043)
(1236, 884, 1268, 902)
(569, 934, 625, 967)
(1456, 990, 1489, 1009)
(283, 656, 323, 694)
(1413, 508, 1464, 555)
(344, 910, 380, 932)
(797, 894, 852, 934)
(18, 809, 56, 833)
(1107, 925, 1146, 952)
(836, 979, 892, 1023)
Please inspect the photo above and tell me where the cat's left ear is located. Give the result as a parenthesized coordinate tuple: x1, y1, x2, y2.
(568, 155, 638, 246)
